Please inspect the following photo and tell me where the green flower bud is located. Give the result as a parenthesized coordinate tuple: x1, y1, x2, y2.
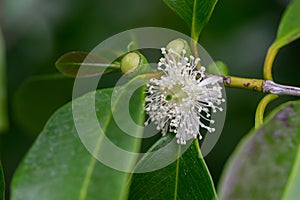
(207, 61, 229, 76)
(166, 38, 191, 57)
(120, 52, 140, 74)
(120, 51, 156, 78)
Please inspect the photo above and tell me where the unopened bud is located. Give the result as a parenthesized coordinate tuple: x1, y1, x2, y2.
(166, 38, 191, 57)
(120, 51, 156, 78)
(120, 52, 141, 74)
(207, 61, 229, 76)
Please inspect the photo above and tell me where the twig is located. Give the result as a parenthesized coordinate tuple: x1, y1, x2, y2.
(209, 74, 300, 97)
(262, 80, 300, 97)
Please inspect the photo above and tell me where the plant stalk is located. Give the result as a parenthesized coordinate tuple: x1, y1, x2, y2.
(191, 39, 201, 70)
(209, 74, 300, 97)
(255, 94, 278, 129)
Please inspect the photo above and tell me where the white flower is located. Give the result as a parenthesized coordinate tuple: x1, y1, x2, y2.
(145, 48, 225, 144)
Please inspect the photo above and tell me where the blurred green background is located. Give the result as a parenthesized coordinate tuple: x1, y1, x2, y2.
(0, 0, 300, 197)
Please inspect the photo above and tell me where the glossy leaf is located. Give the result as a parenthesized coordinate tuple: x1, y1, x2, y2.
(55, 52, 120, 78)
(14, 72, 122, 135)
(0, 162, 4, 200)
(163, 0, 218, 40)
(0, 29, 8, 132)
(129, 135, 217, 200)
(218, 101, 300, 200)
(11, 76, 147, 200)
(276, 0, 300, 47)
(264, 0, 300, 80)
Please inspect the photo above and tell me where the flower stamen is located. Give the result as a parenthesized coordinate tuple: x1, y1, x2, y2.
(145, 47, 225, 144)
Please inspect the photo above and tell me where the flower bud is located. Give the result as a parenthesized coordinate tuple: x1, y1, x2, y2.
(166, 38, 191, 57)
(120, 51, 156, 78)
(207, 61, 229, 76)
(120, 52, 140, 74)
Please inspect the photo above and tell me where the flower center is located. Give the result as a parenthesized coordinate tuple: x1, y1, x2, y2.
(166, 84, 188, 102)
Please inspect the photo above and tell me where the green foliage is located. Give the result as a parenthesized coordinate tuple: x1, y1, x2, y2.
(5, 0, 300, 199)
(264, 0, 300, 80)
(129, 135, 217, 200)
(0, 162, 4, 200)
(0, 29, 8, 133)
(260, 0, 300, 124)
(163, 0, 218, 40)
(55, 52, 120, 78)
(11, 77, 146, 200)
(276, 0, 300, 48)
(218, 101, 300, 200)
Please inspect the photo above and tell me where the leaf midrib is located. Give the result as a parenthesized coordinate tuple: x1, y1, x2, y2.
(174, 146, 181, 200)
(191, 0, 198, 40)
(194, 140, 217, 198)
(78, 82, 134, 200)
(58, 63, 119, 68)
(173, 141, 217, 199)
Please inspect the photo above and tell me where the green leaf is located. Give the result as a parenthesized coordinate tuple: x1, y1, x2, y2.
(218, 101, 300, 200)
(276, 0, 300, 47)
(0, 29, 8, 132)
(55, 52, 120, 78)
(11, 76, 147, 200)
(14, 72, 122, 135)
(264, 0, 300, 80)
(163, 0, 218, 40)
(129, 135, 217, 200)
(0, 162, 4, 200)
